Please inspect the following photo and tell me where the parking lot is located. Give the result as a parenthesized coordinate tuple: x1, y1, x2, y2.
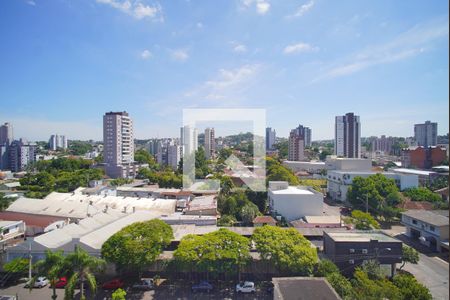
(1, 280, 273, 300)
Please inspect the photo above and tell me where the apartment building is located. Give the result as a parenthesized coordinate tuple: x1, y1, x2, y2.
(335, 112, 361, 158)
(103, 111, 136, 178)
(265, 127, 276, 151)
(288, 125, 310, 161)
(414, 121, 437, 147)
(204, 127, 215, 159)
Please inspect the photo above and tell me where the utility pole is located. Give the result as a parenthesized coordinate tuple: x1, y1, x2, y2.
(28, 241, 32, 283)
(365, 194, 368, 213)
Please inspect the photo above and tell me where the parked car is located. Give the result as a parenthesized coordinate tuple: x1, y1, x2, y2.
(54, 277, 67, 288)
(25, 277, 49, 288)
(266, 282, 274, 294)
(236, 281, 256, 293)
(191, 280, 213, 293)
(132, 278, 154, 290)
(102, 279, 124, 290)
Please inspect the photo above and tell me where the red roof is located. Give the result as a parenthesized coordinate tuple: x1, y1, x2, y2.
(253, 216, 277, 224)
(0, 211, 67, 228)
(398, 200, 434, 210)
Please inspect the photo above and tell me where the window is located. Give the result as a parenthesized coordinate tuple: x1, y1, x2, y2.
(362, 249, 368, 254)
(412, 220, 417, 225)
(430, 226, 435, 232)
(349, 259, 354, 264)
(349, 248, 355, 253)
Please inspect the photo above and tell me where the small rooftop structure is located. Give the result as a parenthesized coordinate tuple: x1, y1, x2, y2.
(272, 277, 341, 300)
(401, 210, 449, 227)
(391, 168, 437, 176)
(252, 215, 277, 226)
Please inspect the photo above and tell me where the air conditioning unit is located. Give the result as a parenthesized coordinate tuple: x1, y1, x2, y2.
(349, 259, 354, 264)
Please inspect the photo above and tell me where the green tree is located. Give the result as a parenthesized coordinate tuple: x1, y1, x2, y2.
(217, 214, 237, 227)
(0, 192, 13, 211)
(33, 250, 65, 300)
(319, 149, 332, 161)
(68, 141, 93, 156)
(393, 274, 432, 300)
(252, 226, 318, 275)
(346, 210, 380, 230)
(134, 149, 157, 166)
(347, 174, 399, 214)
(326, 272, 354, 300)
(64, 246, 105, 300)
(352, 269, 402, 300)
(174, 228, 251, 278)
(314, 259, 339, 277)
(404, 187, 443, 203)
(102, 220, 173, 276)
(267, 161, 299, 185)
(273, 141, 288, 158)
(400, 245, 420, 270)
(360, 260, 385, 280)
(239, 202, 259, 224)
(111, 288, 127, 300)
(3, 257, 29, 277)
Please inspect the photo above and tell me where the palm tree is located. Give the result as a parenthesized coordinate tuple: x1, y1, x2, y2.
(63, 246, 105, 300)
(33, 250, 65, 300)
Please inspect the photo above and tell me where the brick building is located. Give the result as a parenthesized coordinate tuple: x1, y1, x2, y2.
(401, 146, 447, 169)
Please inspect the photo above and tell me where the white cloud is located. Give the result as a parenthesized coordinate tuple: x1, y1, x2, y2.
(170, 49, 189, 62)
(283, 42, 319, 54)
(312, 17, 449, 82)
(96, 0, 163, 21)
(183, 64, 262, 102)
(231, 42, 247, 53)
(240, 0, 270, 15)
(140, 49, 152, 59)
(290, 0, 314, 18)
(26, 0, 36, 6)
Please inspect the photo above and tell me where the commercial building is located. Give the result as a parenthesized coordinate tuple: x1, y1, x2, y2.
(180, 125, 198, 156)
(48, 134, 68, 150)
(268, 181, 323, 221)
(0, 123, 13, 146)
(103, 111, 136, 178)
(272, 277, 341, 300)
(414, 121, 437, 147)
(204, 127, 215, 159)
(390, 168, 440, 186)
(265, 127, 276, 151)
(0, 220, 26, 248)
(401, 210, 449, 252)
(327, 170, 418, 202)
(288, 125, 310, 161)
(8, 139, 36, 172)
(335, 112, 361, 158)
(323, 231, 403, 276)
(401, 146, 447, 169)
(252, 215, 277, 227)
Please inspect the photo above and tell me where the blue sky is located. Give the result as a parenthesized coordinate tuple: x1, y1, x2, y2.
(0, 0, 448, 141)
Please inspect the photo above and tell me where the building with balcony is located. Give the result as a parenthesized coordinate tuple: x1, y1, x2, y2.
(401, 210, 449, 252)
(323, 231, 403, 276)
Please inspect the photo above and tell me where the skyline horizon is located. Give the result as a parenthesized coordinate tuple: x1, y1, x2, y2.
(1, 1, 448, 142)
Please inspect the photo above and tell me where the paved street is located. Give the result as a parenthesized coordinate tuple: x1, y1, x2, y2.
(0, 281, 273, 300)
(384, 227, 449, 300)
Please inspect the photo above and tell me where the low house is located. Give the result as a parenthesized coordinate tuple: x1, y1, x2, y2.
(323, 231, 403, 277)
(272, 277, 341, 300)
(0, 220, 26, 249)
(252, 216, 277, 227)
(268, 181, 323, 221)
(401, 210, 449, 252)
(291, 216, 342, 228)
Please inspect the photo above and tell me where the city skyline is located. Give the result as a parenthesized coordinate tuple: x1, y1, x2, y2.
(0, 0, 448, 140)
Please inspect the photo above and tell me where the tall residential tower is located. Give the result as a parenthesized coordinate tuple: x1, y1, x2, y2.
(204, 127, 216, 159)
(103, 111, 135, 178)
(335, 112, 361, 158)
(414, 121, 437, 147)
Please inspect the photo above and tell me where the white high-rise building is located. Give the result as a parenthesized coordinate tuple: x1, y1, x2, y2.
(168, 144, 183, 170)
(204, 127, 215, 159)
(9, 139, 36, 172)
(335, 113, 361, 158)
(180, 125, 198, 156)
(414, 121, 437, 147)
(0, 123, 13, 146)
(48, 134, 68, 151)
(103, 111, 135, 178)
(266, 127, 276, 150)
